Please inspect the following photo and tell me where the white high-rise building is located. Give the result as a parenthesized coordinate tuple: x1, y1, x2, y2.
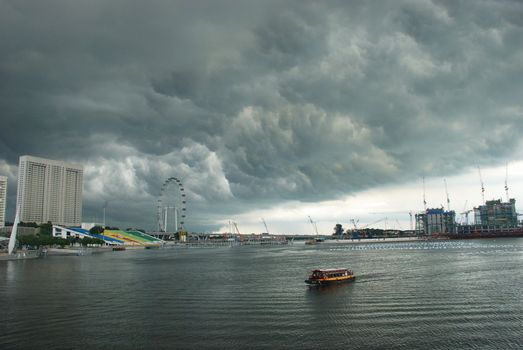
(0, 176, 7, 228)
(16, 155, 83, 226)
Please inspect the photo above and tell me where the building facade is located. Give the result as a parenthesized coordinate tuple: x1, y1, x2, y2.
(16, 155, 83, 226)
(0, 176, 6, 228)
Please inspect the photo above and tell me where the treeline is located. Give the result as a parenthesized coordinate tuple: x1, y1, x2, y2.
(17, 221, 53, 235)
(18, 235, 105, 248)
(332, 224, 401, 239)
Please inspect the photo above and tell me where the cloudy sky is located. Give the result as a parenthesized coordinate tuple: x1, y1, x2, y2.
(1, 0, 523, 234)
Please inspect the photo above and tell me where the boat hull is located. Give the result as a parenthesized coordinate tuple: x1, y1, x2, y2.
(305, 276, 356, 286)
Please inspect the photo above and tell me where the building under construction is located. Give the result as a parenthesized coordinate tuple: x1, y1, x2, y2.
(415, 165, 522, 237)
(451, 198, 522, 238)
(473, 199, 517, 227)
(415, 208, 456, 236)
(415, 198, 523, 238)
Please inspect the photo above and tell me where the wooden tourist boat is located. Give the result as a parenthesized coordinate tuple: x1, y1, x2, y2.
(305, 268, 355, 286)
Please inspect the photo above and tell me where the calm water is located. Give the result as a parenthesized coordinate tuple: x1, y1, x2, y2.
(1, 239, 522, 349)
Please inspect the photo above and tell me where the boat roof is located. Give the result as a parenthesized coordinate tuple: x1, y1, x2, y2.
(311, 268, 349, 272)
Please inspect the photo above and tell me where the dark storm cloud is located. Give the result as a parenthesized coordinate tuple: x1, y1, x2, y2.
(1, 0, 522, 230)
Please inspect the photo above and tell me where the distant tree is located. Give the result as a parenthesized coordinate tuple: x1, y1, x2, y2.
(89, 226, 104, 235)
(333, 224, 344, 238)
(19, 222, 38, 228)
(39, 235, 55, 246)
(126, 228, 146, 233)
(39, 222, 53, 235)
(67, 237, 77, 245)
(18, 235, 41, 248)
(80, 237, 104, 246)
(55, 237, 69, 247)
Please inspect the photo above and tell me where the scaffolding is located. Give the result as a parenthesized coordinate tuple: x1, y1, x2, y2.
(415, 208, 456, 235)
(473, 199, 517, 227)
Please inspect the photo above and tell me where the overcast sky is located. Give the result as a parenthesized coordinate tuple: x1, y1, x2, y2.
(1, 0, 523, 234)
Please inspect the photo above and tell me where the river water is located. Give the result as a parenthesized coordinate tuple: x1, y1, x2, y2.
(1, 239, 522, 349)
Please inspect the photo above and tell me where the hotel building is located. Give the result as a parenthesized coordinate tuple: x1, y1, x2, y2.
(16, 155, 83, 226)
(0, 176, 6, 228)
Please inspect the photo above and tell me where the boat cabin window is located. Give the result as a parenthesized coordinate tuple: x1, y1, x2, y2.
(310, 269, 351, 279)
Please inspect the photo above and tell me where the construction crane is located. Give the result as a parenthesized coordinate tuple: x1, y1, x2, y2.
(423, 176, 427, 211)
(369, 211, 413, 230)
(350, 219, 359, 230)
(362, 217, 388, 229)
(261, 218, 270, 235)
(462, 210, 473, 225)
(233, 221, 243, 241)
(505, 163, 510, 202)
(478, 166, 485, 204)
(308, 216, 319, 236)
(444, 179, 450, 211)
(460, 200, 472, 225)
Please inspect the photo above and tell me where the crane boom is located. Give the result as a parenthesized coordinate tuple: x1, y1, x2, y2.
(308, 216, 319, 236)
(505, 163, 509, 202)
(422, 176, 427, 211)
(444, 179, 450, 211)
(233, 222, 241, 235)
(478, 166, 485, 204)
(362, 217, 388, 229)
(261, 218, 270, 235)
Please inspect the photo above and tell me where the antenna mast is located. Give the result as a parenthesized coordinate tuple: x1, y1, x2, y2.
(477, 166, 485, 204)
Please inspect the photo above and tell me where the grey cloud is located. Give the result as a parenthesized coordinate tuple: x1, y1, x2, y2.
(1, 0, 522, 231)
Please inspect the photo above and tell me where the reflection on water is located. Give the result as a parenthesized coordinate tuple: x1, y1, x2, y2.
(1, 239, 522, 349)
(306, 281, 355, 295)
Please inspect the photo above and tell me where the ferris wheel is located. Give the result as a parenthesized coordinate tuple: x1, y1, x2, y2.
(157, 177, 187, 232)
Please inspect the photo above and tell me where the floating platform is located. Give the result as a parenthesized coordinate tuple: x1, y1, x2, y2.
(319, 237, 425, 244)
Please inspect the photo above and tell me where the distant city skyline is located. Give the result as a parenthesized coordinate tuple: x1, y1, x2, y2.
(3, 158, 521, 235)
(1, 1, 522, 233)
